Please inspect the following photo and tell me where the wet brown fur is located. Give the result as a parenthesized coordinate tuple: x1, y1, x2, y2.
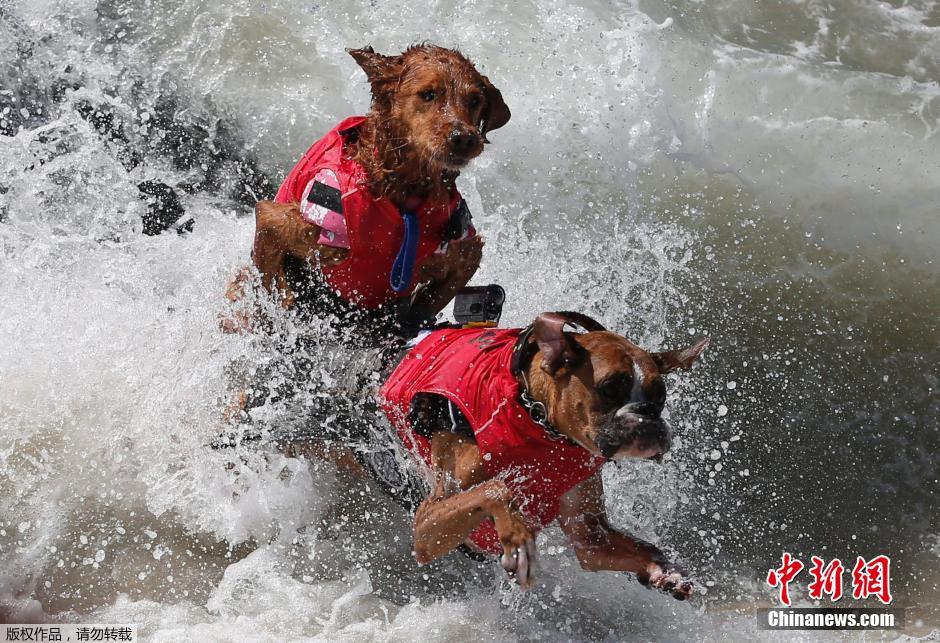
(524, 331, 687, 450)
(222, 44, 508, 330)
(410, 315, 708, 598)
(348, 44, 508, 206)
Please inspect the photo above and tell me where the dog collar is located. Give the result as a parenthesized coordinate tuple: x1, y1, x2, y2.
(510, 325, 575, 445)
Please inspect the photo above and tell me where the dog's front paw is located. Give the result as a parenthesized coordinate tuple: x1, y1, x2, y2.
(637, 560, 693, 600)
(449, 234, 483, 274)
(494, 509, 537, 590)
(419, 253, 449, 282)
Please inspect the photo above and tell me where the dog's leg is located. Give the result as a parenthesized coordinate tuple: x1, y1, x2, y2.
(412, 432, 537, 587)
(252, 201, 297, 308)
(558, 473, 692, 600)
(220, 266, 256, 334)
(412, 235, 483, 319)
(281, 441, 367, 478)
(252, 200, 350, 310)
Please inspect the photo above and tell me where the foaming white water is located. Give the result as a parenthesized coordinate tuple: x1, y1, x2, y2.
(0, 192, 336, 595)
(86, 548, 733, 642)
(92, 0, 940, 265)
(0, 2, 718, 635)
(2, 0, 939, 639)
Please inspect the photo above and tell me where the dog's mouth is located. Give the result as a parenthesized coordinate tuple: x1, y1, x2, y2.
(437, 135, 483, 170)
(442, 149, 478, 169)
(592, 411, 672, 461)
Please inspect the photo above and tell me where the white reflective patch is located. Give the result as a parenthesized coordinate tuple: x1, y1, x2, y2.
(298, 169, 350, 249)
(406, 330, 433, 348)
(299, 169, 340, 226)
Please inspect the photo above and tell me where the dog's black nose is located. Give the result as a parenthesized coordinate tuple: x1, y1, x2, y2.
(448, 129, 477, 154)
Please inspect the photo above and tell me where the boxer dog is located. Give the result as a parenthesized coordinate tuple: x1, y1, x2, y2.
(378, 312, 709, 599)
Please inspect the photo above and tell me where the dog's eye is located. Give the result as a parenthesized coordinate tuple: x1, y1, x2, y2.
(468, 94, 482, 110)
(649, 378, 667, 408)
(420, 90, 437, 102)
(598, 374, 631, 404)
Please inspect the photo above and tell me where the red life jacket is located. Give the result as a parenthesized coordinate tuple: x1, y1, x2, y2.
(274, 116, 461, 310)
(379, 327, 607, 555)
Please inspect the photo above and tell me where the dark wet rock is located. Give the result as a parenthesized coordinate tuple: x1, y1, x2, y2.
(138, 180, 189, 235)
(1, 9, 276, 234)
(144, 94, 274, 206)
(73, 98, 141, 170)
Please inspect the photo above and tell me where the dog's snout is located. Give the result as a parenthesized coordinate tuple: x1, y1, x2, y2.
(448, 129, 477, 153)
(617, 402, 661, 419)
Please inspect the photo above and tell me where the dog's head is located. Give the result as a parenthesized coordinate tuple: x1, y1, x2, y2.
(526, 312, 709, 461)
(348, 44, 510, 171)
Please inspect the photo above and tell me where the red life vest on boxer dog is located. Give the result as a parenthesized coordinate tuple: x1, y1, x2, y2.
(275, 116, 465, 310)
(380, 327, 607, 555)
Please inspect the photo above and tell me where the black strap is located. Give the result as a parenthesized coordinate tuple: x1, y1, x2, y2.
(510, 325, 574, 444)
(306, 180, 343, 214)
(509, 324, 537, 376)
(443, 198, 472, 242)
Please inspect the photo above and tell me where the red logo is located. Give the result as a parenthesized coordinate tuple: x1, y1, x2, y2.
(851, 555, 893, 605)
(767, 554, 893, 606)
(808, 556, 845, 601)
(766, 552, 804, 606)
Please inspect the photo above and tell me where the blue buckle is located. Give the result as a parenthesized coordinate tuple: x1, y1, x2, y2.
(390, 210, 419, 293)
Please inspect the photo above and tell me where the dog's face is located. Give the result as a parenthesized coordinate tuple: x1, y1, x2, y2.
(348, 45, 510, 172)
(529, 314, 708, 461)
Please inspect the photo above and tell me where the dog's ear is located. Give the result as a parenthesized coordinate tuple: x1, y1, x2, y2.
(348, 46, 402, 97)
(533, 312, 602, 376)
(652, 338, 710, 374)
(479, 74, 510, 142)
(551, 311, 606, 333)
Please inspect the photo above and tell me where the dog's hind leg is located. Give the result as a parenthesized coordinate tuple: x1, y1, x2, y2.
(280, 441, 367, 478)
